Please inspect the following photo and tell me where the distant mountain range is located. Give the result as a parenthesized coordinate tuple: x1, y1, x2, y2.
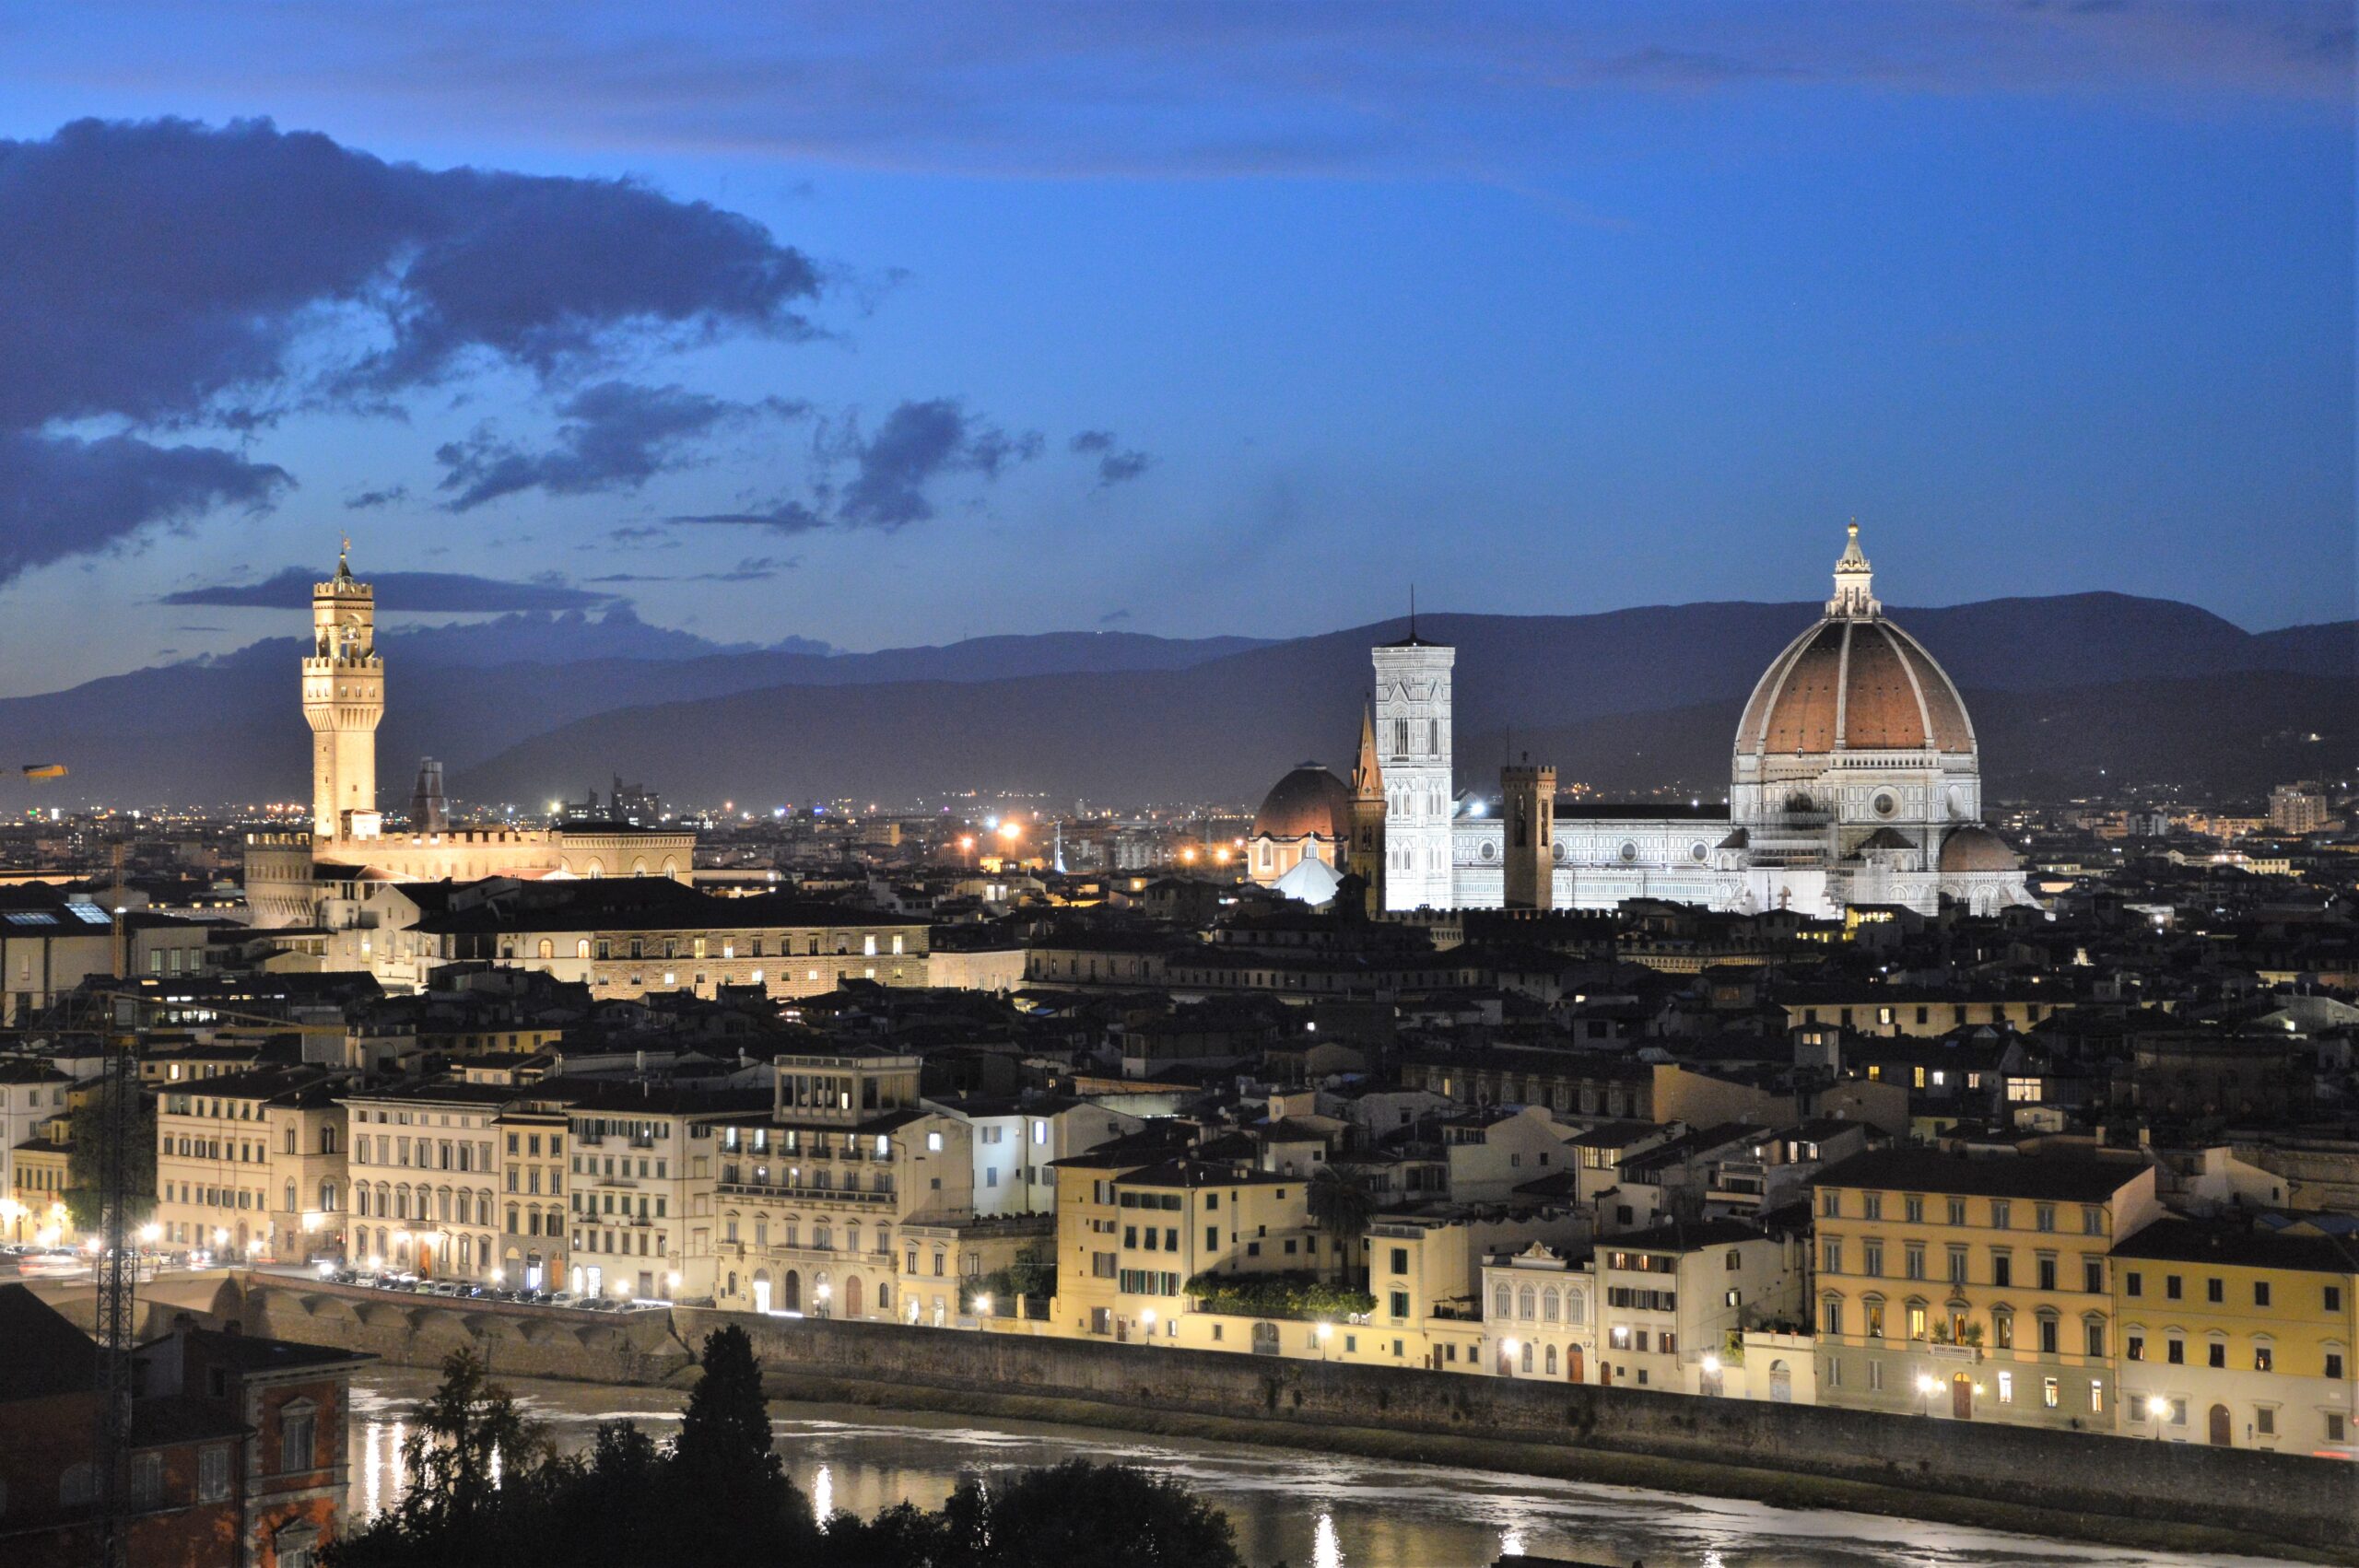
(1, 595, 2347, 812)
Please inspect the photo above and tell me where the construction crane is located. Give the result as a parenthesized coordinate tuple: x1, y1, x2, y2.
(93, 842, 136, 1568)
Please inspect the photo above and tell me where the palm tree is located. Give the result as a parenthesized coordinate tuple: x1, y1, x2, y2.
(1305, 1166, 1376, 1279)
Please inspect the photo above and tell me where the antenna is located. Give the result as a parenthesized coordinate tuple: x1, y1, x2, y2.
(1408, 585, 1416, 640)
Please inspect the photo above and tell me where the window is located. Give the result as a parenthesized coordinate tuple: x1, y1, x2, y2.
(1862, 1241, 1884, 1277)
(2165, 1274, 2182, 1301)
(1989, 1200, 2011, 1230)
(2166, 1337, 2185, 1365)
(130, 1452, 162, 1507)
(2125, 1332, 2144, 1363)
(1997, 1370, 2013, 1404)
(1906, 1303, 1928, 1340)
(2083, 1258, 2102, 1294)
(2042, 1377, 2060, 1409)
(199, 1444, 231, 1502)
(2330, 1414, 2349, 1444)
(2124, 1270, 2142, 1299)
(2035, 1204, 2055, 1233)
(2328, 1286, 2343, 1314)
(2036, 1256, 2057, 1293)
(1991, 1252, 2012, 1289)
(2089, 1380, 2105, 1414)
(1904, 1196, 1924, 1224)
(2251, 1343, 2274, 1373)
(2254, 1281, 2272, 1308)
(2257, 1406, 2277, 1436)
(2207, 1277, 2224, 1305)
(278, 1400, 317, 1473)
(2037, 1316, 2058, 1355)
(1822, 1298, 1844, 1335)
(2328, 1352, 2345, 1381)
(1821, 1190, 1841, 1218)
(1862, 1194, 1883, 1221)
(2083, 1321, 2105, 1357)
(1945, 1199, 1966, 1226)
(2208, 1340, 2226, 1369)
(1823, 1239, 1843, 1275)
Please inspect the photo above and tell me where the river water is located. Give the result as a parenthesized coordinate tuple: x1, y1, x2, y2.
(346, 1369, 2302, 1568)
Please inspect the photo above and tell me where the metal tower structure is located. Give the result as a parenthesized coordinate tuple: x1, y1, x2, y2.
(92, 855, 138, 1568)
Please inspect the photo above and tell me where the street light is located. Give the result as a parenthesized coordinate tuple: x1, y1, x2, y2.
(2147, 1395, 2170, 1441)
(1501, 1337, 1520, 1376)
(1916, 1373, 1939, 1415)
(1315, 1321, 1332, 1363)
(1141, 1308, 1158, 1342)
(975, 1293, 993, 1318)
(816, 1281, 832, 1318)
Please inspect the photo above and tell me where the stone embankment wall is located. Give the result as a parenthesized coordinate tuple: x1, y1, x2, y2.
(216, 1276, 2359, 1555)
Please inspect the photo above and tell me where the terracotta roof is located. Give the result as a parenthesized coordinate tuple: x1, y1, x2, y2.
(1250, 765, 1352, 843)
(1735, 616, 1976, 756)
(1940, 825, 2022, 873)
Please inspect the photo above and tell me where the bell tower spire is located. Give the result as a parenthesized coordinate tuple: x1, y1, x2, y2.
(1828, 519, 1879, 618)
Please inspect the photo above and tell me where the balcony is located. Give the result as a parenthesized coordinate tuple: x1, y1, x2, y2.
(717, 1180, 894, 1207)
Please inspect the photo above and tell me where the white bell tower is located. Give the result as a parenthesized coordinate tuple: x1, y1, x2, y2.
(1372, 614, 1455, 911)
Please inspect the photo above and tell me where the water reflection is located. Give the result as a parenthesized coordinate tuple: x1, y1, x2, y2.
(346, 1371, 2307, 1568)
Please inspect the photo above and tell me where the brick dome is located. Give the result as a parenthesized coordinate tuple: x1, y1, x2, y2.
(1939, 825, 2021, 872)
(1251, 765, 1351, 842)
(1735, 616, 1977, 757)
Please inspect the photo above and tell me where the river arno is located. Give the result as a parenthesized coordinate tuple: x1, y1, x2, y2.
(346, 1370, 2307, 1568)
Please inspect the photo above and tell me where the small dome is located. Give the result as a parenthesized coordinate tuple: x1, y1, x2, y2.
(1252, 764, 1351, 842)
(1940, 825, 2020, 873)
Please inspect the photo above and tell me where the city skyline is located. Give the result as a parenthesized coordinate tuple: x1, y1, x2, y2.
(0, 1, 2350, 699)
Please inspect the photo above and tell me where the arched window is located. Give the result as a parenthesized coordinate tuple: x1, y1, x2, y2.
(1520, 1340, 1534, 1373)
(285, 1180, 297, 1213)
(1493, 1283, 1512, 1320)
(1518, 1285, 1536, 1320)
(1541, 1288, 1559, 1324)
(1545, 1345, 1558, 1375)
(319, 1180, 337, 1212)
(576, 939, 591, 959)
(60, 1462, 98, 1507)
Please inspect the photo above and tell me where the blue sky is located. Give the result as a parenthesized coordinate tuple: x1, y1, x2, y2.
(0, 1, 2348, 696)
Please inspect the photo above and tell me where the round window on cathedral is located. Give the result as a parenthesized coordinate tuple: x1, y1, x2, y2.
(1619, 840, 1639, 863)
(1872, 790, 1897, 818)
(1552, 841, 1567, 863)
(1690, 841, 1708, 863)
(1479, 841, 1496, 862)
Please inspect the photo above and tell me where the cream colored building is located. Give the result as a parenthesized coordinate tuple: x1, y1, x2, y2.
(317, 876, 930, 1001)
(701, 1050, 976, 1321)
(1482, 1242, 1595, 1382)
(1050, 1155, 1319, 1344)
(344, 1082, 505, 1279)
(494, 1096, 571, 1293)
(154, 1067, 348, 1264)
(563, 1082, 769, 1301)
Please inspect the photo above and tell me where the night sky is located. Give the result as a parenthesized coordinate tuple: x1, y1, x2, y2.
(0, 2, 2348, 697)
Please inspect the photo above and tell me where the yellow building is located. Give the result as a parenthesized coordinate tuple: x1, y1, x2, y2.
(154, 1066, 349, 1264)
(2112, 1215, 2359, 1455)
(7, 1111, 75, 1245)
(344, 1082, 506, 1278)
(1813, 1148, 2158, 1429)
(1050, 1155, 1320, 1343)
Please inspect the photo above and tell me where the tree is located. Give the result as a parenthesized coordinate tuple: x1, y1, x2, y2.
(670, 1324, 802, 1550)
(1305, 1167, 1376, 1263)
(395, 1349, 550, 1539)
(937, 1460, 1243, 1568)
(63, 1088, 154, 1232)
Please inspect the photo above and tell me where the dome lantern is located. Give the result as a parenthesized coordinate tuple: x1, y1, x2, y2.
(1827, 520, 1878, 619)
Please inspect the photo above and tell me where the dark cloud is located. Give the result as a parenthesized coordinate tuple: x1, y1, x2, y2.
(1097, 608, 1132, 624)
(1066, 427, 1154, 488)
(665, 500, 829, 534)
(344, 486, 408, 509)
(0, 116, 823, 582)
(0, 432, 290, 581)
(434, 380, 804, 510)
(161, 567, 616, 612)
(836, 399, 1041, 529)
(583, 555, 796, 584)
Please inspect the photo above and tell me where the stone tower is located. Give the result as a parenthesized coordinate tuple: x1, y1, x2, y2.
(1347, 701, 1388, 918)
(1371, 620, 1454, 911)
(1501, 759, 1555, 911)
(303, 544, 383, 840)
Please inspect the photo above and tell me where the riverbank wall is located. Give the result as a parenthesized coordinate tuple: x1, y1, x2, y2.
(201, 1273, 2359, 1560)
